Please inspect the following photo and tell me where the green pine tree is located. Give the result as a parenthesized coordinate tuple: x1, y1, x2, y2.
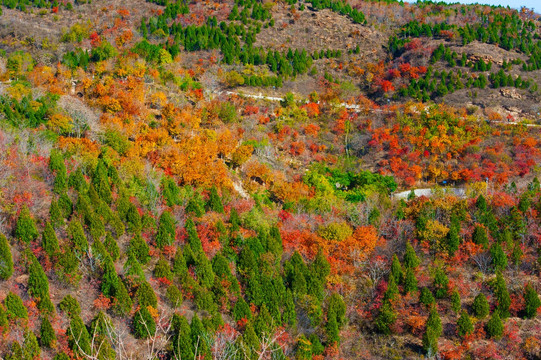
(186, 192, 205, 217)
(242, 322, 260, 356)
(101, 258, 120, 298)
(185, 218, 203, 254)
(49, 199, 63, 228)
(129, 233, 150, 264)
(511, 241, 523, 267)
(58, 192, 73, 218)
(166, 285, 183, 307)
(27, 252, 54, 314)
(383, 273, 399, 302)
(68, 219, 89, 254)
(112, 279, 132, 316)
(493, 271, 511, 318)
(490, 243, 508, 271)
(0, 233, 14, 280)
(419, 287, 435, 307)
(426, 305, 442, 338)
(422, 326, 438, 356)
(39, 316, 57, 348)
(53, 166, 68, 194)
(154, 257, 173, 281)
(229, 207, 241, 233)
(22, 330, 40, 360)
(5, 291, 28, 320)
(403, 268, 418, 294)
(68, 315, 91, 356)
(6, 341, 22, 360)
(207, 186, 225, 213)
(103, 232, 120, 261)
(133, 307, 156, 339)
(472, 293, 489, 318)
(254, 304, 274, 337)
(233, 297, 252, 322)
(49, 149, 64, 173)
(296, 334, 312, 360)
(59, 295, 81, 318)
(15, 205, 39, 243)
(190, 314, 210, 357)
(404, 242, 420, 269)
(457, 310, 473, 338)
(325, 307, 340, 344)
(486, 311, 503, 339)
(451, 290, 461, 313)
(433, 267, 449, 299)
(173, 247, 188, 279)
(375, 299, 396, 335)
(171, 314, 193, 360)
(136, 281, 158, 308)
(390, 254, 403, 284)
(195, 252, 215, 288)
(282, 289, 296, 327)
(155, 210, 176, 249)
(327, 292, 346, 327)
(125, 203, 142, 233)
(0, 303, 8, 334)
(42, 222, 60, 257)
(446, 225, 461, 256)
(523, 283, 541, 319)
(472, 225, 488, 248)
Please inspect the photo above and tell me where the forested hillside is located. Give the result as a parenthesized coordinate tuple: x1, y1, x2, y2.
(0, 0, 541, 359)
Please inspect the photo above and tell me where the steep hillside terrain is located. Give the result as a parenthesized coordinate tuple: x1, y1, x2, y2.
(0, 1, 541, 359)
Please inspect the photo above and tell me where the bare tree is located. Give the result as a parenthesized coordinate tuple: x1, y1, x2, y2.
(69, 323, 106, 360)
(472, 251, 492, 274)
(239, 329, 288, 360)
(365, 256, 389, 296)
(68, 307, 175, 360)
(208, 325, 240, 360)
(135, 307, 175, 360)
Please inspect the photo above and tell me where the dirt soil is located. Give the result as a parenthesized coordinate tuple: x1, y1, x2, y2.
(254, 4, 387, 63)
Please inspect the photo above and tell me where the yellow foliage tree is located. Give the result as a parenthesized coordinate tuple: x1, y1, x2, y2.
(47, 113, 74, 135)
